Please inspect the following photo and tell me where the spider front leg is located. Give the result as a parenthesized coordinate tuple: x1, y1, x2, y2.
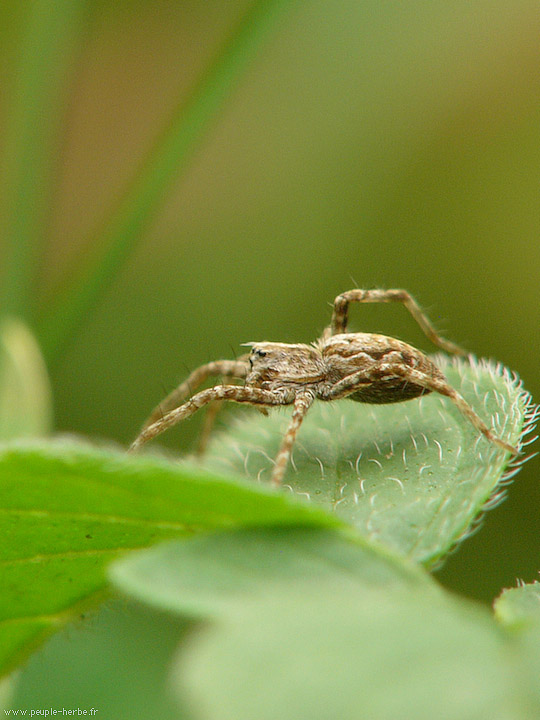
(331, 289, 466, 355)
(130, 385, 290, 453)
(325, 363, 518, 456)
(139, 357, 250, 433)
(271, 391, 315, 487)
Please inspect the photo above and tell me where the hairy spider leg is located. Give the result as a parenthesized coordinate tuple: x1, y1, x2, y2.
(323, 363, 518, 455)
(139, 357, 250, 434)
(271, 392, 315, 486)
(130, 385, 291, 453)
(331, 289, 466, 355)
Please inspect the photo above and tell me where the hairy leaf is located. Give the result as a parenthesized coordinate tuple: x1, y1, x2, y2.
(495, 582, 540, 631)
(203, 356, 535, 565)
(495, 582, 540, 710)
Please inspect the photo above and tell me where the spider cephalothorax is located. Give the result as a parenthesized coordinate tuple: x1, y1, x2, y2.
(130, 289, 518, 485)
(245, 342, 326, 394)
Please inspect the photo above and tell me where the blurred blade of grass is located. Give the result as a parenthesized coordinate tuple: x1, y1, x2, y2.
(0, 317, 53, 439)
(38, 0, 300, 367)
(0, 0, 87, 322)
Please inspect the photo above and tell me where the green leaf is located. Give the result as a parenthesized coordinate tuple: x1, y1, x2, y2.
(0, 318, 53, 440)
(0, 438, 338, 678)
(110, 527, 430, 620)
(202, 356, 535, 565)
(495, 582, 540, 631)
(9, 600, 190, 720)
(111, 528, 538, 720)
(494, 582, 540, 710)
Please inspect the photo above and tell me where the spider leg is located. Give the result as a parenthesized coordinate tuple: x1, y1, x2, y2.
(139, 357, 250, 433)
(196, 398, 224, 456)
(271, 392, 315, 486)
(129, 385, 290, 453)
(331, 289, 466, 355)
(324, 363, 518, 455)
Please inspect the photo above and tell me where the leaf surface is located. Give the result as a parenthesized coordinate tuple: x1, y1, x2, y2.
(111, 528, 538, 720)
(204, 356, 534, 564)
(0, 439, 338, 677)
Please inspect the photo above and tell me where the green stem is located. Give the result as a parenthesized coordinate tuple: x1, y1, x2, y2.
(38, 0, 300, 366)
(0, 0, 87, 322)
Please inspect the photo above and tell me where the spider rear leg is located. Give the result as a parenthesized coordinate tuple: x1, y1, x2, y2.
(325, 363, 518, 456)
(331, 289, 466, 355)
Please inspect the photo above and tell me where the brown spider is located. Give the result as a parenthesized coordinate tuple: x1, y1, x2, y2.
(129, 289, 518, 485)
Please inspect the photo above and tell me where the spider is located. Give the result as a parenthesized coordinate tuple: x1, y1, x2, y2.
(129, 288, 518, 486)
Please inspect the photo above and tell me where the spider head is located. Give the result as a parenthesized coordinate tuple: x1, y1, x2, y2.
(243, 342, 324, 391)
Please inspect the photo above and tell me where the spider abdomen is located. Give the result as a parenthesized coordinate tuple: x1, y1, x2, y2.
(321, 333, 445, 405)
(345, 379, 433, 404)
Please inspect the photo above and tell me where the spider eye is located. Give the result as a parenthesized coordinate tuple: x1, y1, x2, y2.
(252, 348, 267, 358)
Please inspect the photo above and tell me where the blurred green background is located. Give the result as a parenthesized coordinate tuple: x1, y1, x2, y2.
(1, 0, 539, 607)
